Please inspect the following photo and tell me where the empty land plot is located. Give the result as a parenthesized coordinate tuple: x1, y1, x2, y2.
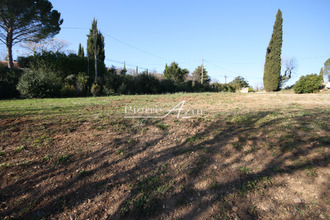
(0, 92, 329, 219)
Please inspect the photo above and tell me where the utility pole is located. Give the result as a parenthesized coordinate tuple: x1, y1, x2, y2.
(87, 52, 89, 75)
(123, 61, 126, 71)
(136, 66, 138, 75)
(93, 32, 97, 83)
(201, 59, 204, 84)
(224, 75, 227, 84)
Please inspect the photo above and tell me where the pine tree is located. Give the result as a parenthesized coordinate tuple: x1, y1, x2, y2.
(192, 65, 210, 84)
(164, 62, 189, 84)
(87, 18, 105, 62)
(263, 9, 283, 92)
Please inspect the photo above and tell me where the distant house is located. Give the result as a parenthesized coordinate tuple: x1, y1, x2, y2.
(326, 82, 330, 89)
(0, 61, 21, 69)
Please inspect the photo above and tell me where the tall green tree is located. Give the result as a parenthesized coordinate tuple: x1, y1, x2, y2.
(164, 62, 189, 84)
(78, 43, 84, 57)
(87, 19, 105, 62)
(0, 0, 63, 69)
(192, 65, 210, 84)
(230, 76, 249, 90)
(323, 58, 330, 79)
(263, 9, 283, 91)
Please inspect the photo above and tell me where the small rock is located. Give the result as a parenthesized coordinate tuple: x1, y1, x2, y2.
(70, 215, 75, 220)
(293, 198, 301, 204)
(232, 206, 238, 212)
(319, 214, 325, 219)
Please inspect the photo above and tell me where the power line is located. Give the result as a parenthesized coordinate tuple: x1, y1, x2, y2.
(105, 58, 148, 70)
(204, 60, 237, 76)
(63, 26, 171, 63)
(102, 32, 169, 61)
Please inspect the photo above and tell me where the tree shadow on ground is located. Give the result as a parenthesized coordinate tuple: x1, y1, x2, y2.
(0, 108, 329, 219)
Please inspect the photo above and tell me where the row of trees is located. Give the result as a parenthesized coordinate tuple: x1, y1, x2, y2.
(1, 50, 251, 99)
(0, 55, 242, 99)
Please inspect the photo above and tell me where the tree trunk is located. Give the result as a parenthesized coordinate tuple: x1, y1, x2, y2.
(6, 28, 14, 70)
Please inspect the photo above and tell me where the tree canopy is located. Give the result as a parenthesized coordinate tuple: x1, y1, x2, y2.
(87, 19, 105, 62)
(78, 43, 84, 58)
(263, 9, 283, 91)
(163, 62, 189, 84)
(0, 0, 63, 69)
(192, 65, 210, 84)
(323, 58, 330, 78)
(230, 76, 249, 90)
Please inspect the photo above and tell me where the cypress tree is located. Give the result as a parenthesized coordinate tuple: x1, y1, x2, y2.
(87, 19, 105, 62)
(78, 43, 84, 57)
(263, 9, 283, 92)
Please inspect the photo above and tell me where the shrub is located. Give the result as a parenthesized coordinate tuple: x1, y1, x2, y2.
(91, 83, 101, 96)
(60, 83, 76, 97)
(293, 74, 323, 94)
(76, 72, 89, 96)
(17, 67, 61, 98)
(248, 87, 255, 92)
(0, 64, 22, 99)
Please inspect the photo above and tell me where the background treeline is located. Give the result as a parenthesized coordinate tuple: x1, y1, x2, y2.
(0, 52, 237, 99)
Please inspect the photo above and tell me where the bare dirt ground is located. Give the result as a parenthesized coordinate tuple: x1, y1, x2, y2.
(0, 92, 329, 219)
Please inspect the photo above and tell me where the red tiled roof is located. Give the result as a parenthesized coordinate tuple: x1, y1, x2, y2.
(0, 61, 21, 69)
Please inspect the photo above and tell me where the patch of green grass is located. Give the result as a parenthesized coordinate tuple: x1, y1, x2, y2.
(127, 138, 137, 144)
(238, 175, 271, 196)
(120, 164, 173, 216)
(0, 162, 13, 168)
(57, 154, 72, 164)
(116, 148, 127, 156)
(42, 154, 51, 161)
(232, 142, 243, 151)
(0, 151, 7, 157)
(238, 166, 252, 174)
(157, 123, 169, 131)
(210, 181, 219, 189)
(19, 160, 31, 166)
(15, 145, 25, 153)
(245, 145, 257, 154)
(186, 134, 204, 143)
(305, 167, 318, 178)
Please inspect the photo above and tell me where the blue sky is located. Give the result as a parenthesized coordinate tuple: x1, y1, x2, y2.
(5, 0, 330, 87)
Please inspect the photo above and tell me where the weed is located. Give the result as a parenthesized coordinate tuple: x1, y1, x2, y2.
(0, 151, 6, 157)
(186, 134, 203, 143)
(116, 148, 127, 156)
(58, 154, 72, 164)
(232, 142, 243, 151)
(176, 196, 186, 206)
(238, 166, 252, 174)
(245, 145, 257, 153)
(305, 167, 318, 178)
(128, 138, 137, 144)
(43, 154, 51, 161)
(121, 165, 173, 216)
(272, 166, 281, 173)
(19, 160, 31, 166)
(210, 181, 218, 189)
(157, 123, 169, 131)
(15, 145, 25, 153)
(0, 162, 13, 168)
